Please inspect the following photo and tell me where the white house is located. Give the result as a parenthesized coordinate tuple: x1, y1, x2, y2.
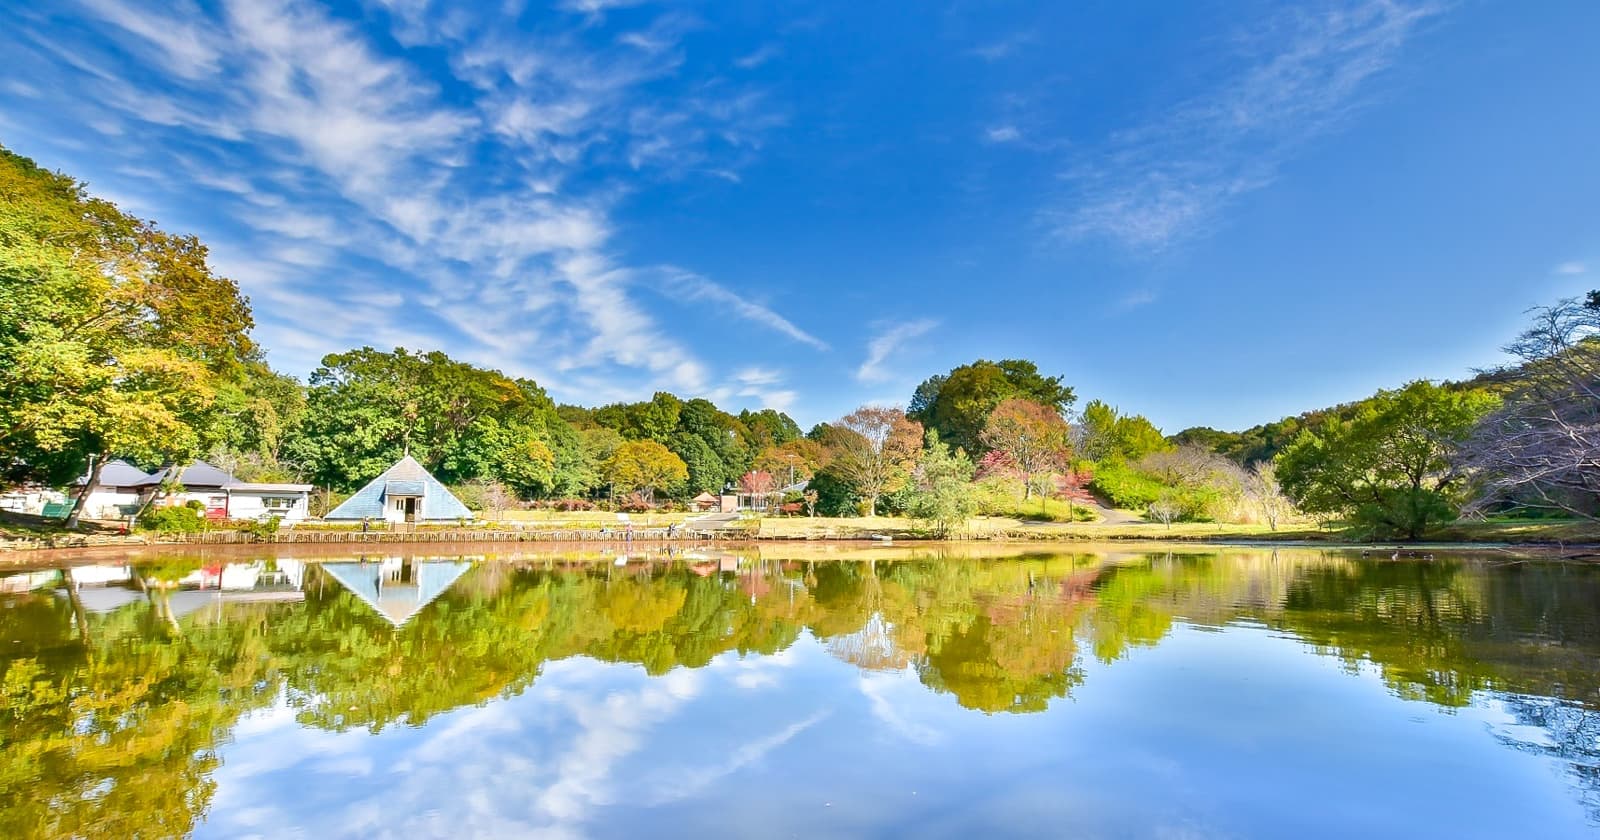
(137, 460, 313, 523)
(72, 460, 155, 521)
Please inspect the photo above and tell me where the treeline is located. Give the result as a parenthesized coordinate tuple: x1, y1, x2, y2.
(3, 145, 1594, 539)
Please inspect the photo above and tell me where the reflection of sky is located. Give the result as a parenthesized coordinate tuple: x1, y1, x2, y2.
(196, 622, 1595, 839)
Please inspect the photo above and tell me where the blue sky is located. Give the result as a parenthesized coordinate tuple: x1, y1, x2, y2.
(3, 0, 1596, 431)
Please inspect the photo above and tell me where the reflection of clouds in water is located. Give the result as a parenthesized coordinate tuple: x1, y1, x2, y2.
(858, 670, 943, 746)
(205, 655, 833, 839)
(536, 666, 703, 823)
(641, 710, 828, 806)
(709, 645, 799, 691)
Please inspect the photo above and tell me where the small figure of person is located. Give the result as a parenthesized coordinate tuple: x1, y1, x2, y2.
(361, 517, 370, 534)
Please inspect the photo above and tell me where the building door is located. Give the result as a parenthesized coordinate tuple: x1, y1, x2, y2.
(403, 497, 417, 523)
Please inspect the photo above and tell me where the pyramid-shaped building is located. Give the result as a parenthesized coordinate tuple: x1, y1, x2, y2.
(324, 455, 473, 523)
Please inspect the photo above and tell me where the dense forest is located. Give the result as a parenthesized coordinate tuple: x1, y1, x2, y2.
(3, 146, 1596, 539)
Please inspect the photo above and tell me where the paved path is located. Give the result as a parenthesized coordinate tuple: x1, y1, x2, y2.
(685, 512, 742, 531)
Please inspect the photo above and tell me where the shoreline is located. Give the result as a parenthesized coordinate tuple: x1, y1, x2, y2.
(2, 533, 1593, 569)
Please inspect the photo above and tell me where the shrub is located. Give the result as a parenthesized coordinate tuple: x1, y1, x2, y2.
(139, 501, 208, 533)
(617, 493, 654, 513)
(1089, 461, 1168, 510)
(246, 516, 282, 539)
(531, 498, 597, 511)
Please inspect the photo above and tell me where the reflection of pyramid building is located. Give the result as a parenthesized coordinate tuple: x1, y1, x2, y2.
(319, 558, 471, 627)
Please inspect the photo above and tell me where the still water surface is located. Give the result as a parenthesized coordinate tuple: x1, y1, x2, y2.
(3, 545, 1598, 839)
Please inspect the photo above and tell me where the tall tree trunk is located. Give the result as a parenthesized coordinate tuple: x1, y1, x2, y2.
(64, 454, 106, 529)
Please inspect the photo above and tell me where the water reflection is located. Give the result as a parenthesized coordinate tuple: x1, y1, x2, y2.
(2, 547, 1599, 837)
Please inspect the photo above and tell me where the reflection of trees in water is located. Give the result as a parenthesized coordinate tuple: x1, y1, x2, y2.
(0, 591, 279, 839)
(1495, 695, 1600, 820)
(6, 550, 1600, 834)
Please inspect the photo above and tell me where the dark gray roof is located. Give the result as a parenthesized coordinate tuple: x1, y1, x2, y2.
(137, 460, 236, 488)
(384, 480, 426, 496)
(77, 459, 153, 488)
(324, 455, 473, 521)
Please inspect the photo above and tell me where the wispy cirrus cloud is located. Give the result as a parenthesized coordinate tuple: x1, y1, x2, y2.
(1117, 289, 1158, 310)
(984, 125, 1021, 144)
(734, 43, 781, 69)
(1554, 261, 1588, 276)
(4, 0, 799, 406)
(1056, 0, 1442, 249)
(659, 269, 828, 350)
(969, 30, 1034, 62)
(857, 318, 937, 383)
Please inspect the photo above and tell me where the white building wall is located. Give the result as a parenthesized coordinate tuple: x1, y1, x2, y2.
(79, 489, 143, 520)
(228, 491, 310, 523)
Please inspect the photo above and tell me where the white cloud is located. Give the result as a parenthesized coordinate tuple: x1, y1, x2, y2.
(1117, 289, 1158, 310)
(661, 269, 828, 350)
(79, 0, 223, 79)
(1057, 0, 1441, 249)
(12, 0, 790, 402)
(735, 43, 781, 69)
(857, 318, 937, 383)
(1554, 261, 1587, 276)
(969, 31, 1034, 62)
(735, 367, 783, 387)
(985, 125, 1021, 143)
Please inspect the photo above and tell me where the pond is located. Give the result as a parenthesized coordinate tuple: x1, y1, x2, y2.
(3, 545, 1598, 838)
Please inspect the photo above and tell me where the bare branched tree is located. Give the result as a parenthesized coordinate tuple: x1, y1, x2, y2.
(1141, 445, 1250, 521)
(1246, 461, 1295, 531)
(1147, 496, 1181, 530)
(1460, 296, 1600, 519)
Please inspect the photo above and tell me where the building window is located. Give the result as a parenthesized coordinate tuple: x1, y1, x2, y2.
(263, 497, 296, 510)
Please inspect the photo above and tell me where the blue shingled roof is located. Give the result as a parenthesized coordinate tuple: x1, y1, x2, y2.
(324, 455, 473, 521)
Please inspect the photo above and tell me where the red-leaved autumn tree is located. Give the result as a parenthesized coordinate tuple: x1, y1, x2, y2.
(979, 398, 1072, 499)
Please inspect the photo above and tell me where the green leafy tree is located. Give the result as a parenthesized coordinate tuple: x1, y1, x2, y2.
(1078, 400, 1171, 463)
(0, 146, 255, 526)
(1278, 380, 1498, 539)
(671, 432, 727, 495)
(739, 408, 802, 450)
(285, 347, 582, 497)
(604, 440, 689, 503)
(907, 431, 978, 537)
(908, 359, 1075, 455)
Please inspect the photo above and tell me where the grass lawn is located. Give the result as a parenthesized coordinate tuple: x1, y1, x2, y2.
(747, 514, 1600, 544)
(0, 510, 123, 539)
(493, 510, 697, 528)
(980, 496, 1098, 522)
